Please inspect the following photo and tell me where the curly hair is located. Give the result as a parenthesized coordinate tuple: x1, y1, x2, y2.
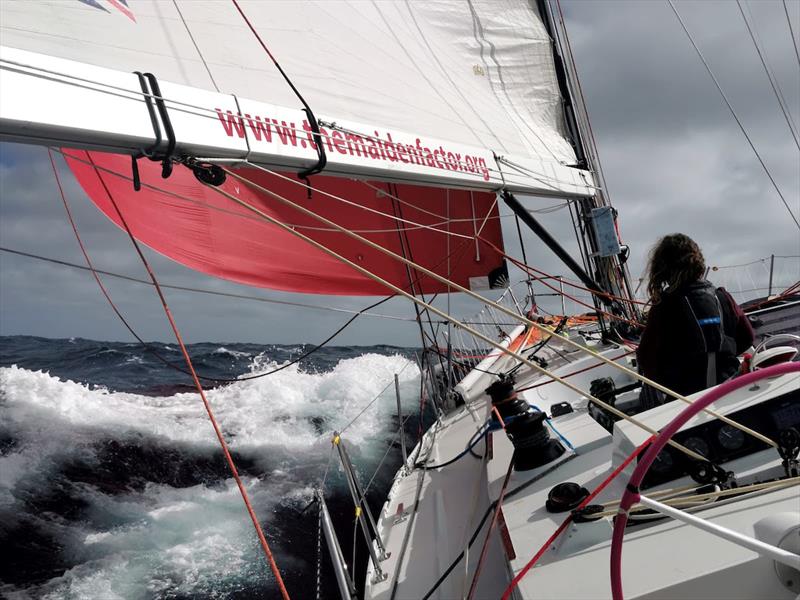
(646, 233, 706, 304)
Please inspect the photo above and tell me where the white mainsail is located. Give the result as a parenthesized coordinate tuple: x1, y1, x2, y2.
(0, 0, 595, 196)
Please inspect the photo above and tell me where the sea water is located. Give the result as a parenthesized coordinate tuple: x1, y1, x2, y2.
(0, 336, 422, 599)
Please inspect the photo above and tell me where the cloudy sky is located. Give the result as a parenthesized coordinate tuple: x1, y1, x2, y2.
(1, 0, 798, 346)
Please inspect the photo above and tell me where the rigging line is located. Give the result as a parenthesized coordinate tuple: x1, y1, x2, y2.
(220, 167, 776, 451)
(0, 246, 416, 322)
(244, 162, 474, 240)
(509, 253, 649, 307)
(667, 0, 800, 231)
(710, 256, 772, 269)
(785, 0, 800, 71)
(57, 148, 486, 283)
(338, 360, 416, 435)
(553, 0, 612, 197)
(500, 434, 656, 600)
(475, 190, 500, 237)
(494, 156, 561, 192)
(43, 163, 403, 390)
(83, 153, 292, 600)
(391, 183, 452, 373)
(172, 0, 220, 92)
(205, 173, 747, 462)
(737, 0, 800, 150)
(53, 150, 482, 307)
(41, 150, 259, 386)
(362, 177, 564, 230)
(466, 456, 515, 600)
(0, 58, 230, 125)
(515, 213, 534, 304)
(44, 148, 202, 379)
(390, 183, 442, 377)
(230, 0, 326, 182)
(516, 349, 636, 392)
(495, 247, 644, 326)
(497, 155, 602, 191)
(39, 156, 407, 387)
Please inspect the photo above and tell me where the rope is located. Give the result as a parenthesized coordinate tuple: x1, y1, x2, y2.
(338, 360, 415, 435)
(667, 0, 800, 231)
(172, 0, 220, 92)
(34, 155, 396, 387)
(214, 167, 777, 455)
(238, 164, 640, 325)
(200, 178, 705, 464)
(0, 246, 416, 322)
(592, 477, 800, 518)
(785, 0, 800, 71)
(736, 0, 800, 150)
(499, 434, 655, 600)
(84, 154, 292, 600)
(466, 456, 515, 600)
(517, 349, 636, 392)
(51, 150, 767, 454)
(416, 423, 492, 470)
(230, 0, 326, 182)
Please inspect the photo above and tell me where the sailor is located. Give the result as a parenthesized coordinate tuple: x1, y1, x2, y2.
(637, 233, 754, 397)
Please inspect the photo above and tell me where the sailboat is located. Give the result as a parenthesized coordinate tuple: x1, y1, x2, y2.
(1, 1, 798, 599)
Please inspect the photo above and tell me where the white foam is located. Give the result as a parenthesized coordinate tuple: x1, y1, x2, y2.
(0, 352, 420, 596)
(213, 346, 252, 359)
(1, 353, 417, 453)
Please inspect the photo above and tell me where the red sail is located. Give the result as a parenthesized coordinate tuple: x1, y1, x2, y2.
(65, 151, 507, 296)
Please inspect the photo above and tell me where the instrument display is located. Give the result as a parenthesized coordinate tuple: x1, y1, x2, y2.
(640, 387, 798, 488)
(716, 425, 746, 451)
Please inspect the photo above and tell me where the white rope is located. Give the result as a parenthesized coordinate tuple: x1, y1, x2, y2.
(209, 171, 780, 461)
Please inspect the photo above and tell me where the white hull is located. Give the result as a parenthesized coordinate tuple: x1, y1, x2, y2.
(363, 328, 800, 599)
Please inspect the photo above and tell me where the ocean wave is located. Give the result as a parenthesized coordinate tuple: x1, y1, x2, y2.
(212, 346, 252, 359)
(0, 346, 420, 598)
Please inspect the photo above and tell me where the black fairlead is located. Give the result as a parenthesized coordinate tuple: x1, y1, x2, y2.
(130, 71, 178, 190)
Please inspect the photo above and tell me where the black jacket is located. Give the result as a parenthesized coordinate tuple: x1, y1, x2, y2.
(637, 280, 754, 396)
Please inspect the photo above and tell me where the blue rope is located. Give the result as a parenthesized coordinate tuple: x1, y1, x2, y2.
(530, 403, 575, 451)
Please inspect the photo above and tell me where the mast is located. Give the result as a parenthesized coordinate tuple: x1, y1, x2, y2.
(518, 0, 639, 325)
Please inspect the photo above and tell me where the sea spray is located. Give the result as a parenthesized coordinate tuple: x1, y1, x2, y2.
(0, 337, 420, 599)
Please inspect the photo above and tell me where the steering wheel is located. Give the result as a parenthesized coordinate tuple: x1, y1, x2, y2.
(609, 361, 800, 600)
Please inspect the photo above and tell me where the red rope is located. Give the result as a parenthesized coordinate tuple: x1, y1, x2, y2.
(467, 456, 515, 600)
(500, 435, 655, 600)
(477, 237, 643, 328)
(48, 149, 145, 343)
(84, 155, 291, 600)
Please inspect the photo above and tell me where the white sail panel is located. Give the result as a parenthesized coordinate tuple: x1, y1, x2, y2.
(0, 0, 578, 168)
